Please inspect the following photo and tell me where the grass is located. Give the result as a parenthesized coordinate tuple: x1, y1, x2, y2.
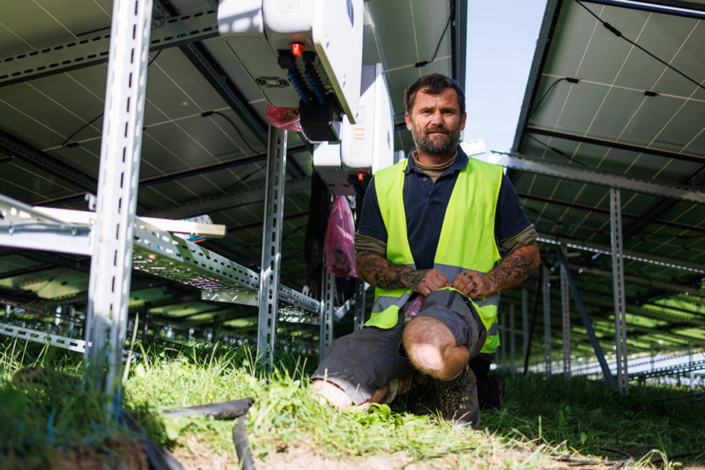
(1, 334, 704, 469)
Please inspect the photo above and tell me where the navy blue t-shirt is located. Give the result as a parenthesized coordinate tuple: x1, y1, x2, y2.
(357, 147, 531, 270)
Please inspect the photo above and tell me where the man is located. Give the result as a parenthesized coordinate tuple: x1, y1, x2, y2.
(312, 74, 540, 428)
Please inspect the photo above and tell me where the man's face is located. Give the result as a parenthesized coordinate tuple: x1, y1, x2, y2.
(405, 88, 466, 158)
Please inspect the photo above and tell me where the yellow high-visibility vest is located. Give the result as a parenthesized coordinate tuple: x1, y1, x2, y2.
(365, 156, 503, 353)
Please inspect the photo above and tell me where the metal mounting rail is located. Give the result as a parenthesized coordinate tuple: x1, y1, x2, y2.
(0, 9, 219, 87)
(0, 193, 93, 256)
(632, 359, 705, 380)
(0, 322, 137, 362)
(132, 220, 320, 318)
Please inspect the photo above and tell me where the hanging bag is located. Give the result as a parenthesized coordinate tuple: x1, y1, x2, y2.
(324, 196, 357, 278)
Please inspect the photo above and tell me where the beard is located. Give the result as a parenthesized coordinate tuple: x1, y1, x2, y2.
(411, 123, 461, 157)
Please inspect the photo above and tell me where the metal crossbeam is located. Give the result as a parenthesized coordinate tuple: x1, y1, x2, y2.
(153, 0, 267, 143)
(146, 177, 311, 220)
(526, 126, 705, 166)
(566, 264, 705, 299)
(0, 10, 218, 87)
(0, 193, 93, 256)
(538, 233, 705, 274)
(479, 151, 705, 204)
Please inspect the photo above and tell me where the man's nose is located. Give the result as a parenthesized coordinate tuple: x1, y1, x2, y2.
(429, 110, 444, 124)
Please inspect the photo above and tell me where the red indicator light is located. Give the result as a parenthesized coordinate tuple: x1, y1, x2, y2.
(148, 254, 156, 260)
(291, 43, 305, 58)
(358, 172, 365, 181)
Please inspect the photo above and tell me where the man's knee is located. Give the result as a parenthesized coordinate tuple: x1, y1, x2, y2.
(403, 316, 464, 377)
(311, 379, 390, 410)
(311, 379, 354, 409)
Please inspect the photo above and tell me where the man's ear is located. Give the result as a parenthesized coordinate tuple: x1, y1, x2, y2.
(405, 112, 413, 131)
(460, 112, 467, 131)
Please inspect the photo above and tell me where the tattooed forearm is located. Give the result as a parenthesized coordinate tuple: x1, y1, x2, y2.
(484, 245, 540, 294)
(356, 252, 428, 291)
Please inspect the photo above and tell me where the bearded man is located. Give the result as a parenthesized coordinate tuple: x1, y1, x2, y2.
(311, 73, 540, 428)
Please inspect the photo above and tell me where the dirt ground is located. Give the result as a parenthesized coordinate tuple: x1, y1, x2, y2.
(170, 442, 650, 470)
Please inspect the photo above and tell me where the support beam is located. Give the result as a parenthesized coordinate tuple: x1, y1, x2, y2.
(567, 264, 705, 299)
(479, 151, 705, 204)
(522, 288, 529, 374)
(319, 268, 335, 361)
(0, 10, 219, 87)
(353, 279, 367, 331)
(526, 126, 705, 165)
(510, 303, 516, 373)
(538, 233, 705, 274)
(256, 126, 287, 364)
(561, 254, 571, 382)
(543, 264, 551, 379)
(84, 0, 152, 414)
(146, 177, 311, 219)
(518, 191, 705, 236)
(610, 189, 629, 393)
(555, 248, 618, 391)
(0, 128, 97, 194)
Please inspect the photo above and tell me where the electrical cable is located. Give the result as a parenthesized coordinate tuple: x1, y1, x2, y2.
(524, 133, 588, 167)
(527, 77, 580, 119)
(574, 0, 705, 92)
(201, 110, 260, 157)
(415, 13, 452, 68)
(61, 50, 163, 148)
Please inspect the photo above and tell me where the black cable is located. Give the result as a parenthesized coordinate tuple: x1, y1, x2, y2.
(415, 14, 452, 68)
(601, 448, 634, 460)
(528, 77, 580, 119)
(201, 110, 260, 157)
(574, 0, 705, 92)
(61, 50, 164, 148)
(524, 134, 588, 167)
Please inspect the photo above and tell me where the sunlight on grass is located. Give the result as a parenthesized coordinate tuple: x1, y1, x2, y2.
(1, 336, 703, 469)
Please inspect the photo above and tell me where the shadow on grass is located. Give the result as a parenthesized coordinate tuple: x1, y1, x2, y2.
(478, 372, 705, 465)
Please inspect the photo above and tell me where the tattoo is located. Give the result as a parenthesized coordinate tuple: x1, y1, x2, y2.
(356, 252, 427, 291)
(485, 246, 540, 293)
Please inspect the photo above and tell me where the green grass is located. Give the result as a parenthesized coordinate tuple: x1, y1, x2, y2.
(1, 335, 703, 469)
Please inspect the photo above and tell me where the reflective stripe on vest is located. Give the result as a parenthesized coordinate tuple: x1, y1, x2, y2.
(365, 156, 503, 353)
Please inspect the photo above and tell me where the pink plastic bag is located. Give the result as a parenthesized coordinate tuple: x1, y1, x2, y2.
(265, 104, 303, 132)
(324, 196, 357, 278)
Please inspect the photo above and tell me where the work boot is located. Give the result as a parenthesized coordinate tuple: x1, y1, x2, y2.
(480, 374, 505, 411)
(403, 371, 436, 416)
(435, 365, 480, 429)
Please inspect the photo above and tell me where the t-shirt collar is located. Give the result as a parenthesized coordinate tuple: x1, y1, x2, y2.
(404, 146, 469, 174)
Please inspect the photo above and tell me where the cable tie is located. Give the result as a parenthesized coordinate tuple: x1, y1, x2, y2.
(201, 110, 214, 117)
(602, 22, 622, 37)
(644, 90, 658, 97)
(566, 77, 579, 83)
(415, 60, 430, 68)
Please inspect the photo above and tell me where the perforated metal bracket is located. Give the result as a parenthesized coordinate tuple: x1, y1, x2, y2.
(132, 218, 319, 318)
(0, 10, 219, 87)
(483, 151, 705, 204)
(0, 193, 93, 256)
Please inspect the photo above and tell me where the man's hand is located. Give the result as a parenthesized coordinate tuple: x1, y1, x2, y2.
(412, 268, 451, 296)
(452, 269, 491, 299)
(452, 245, 541, 299)
(356, 252, 449, 296)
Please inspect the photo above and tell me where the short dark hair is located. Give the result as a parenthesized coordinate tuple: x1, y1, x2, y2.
(404, 74, 465, 116)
